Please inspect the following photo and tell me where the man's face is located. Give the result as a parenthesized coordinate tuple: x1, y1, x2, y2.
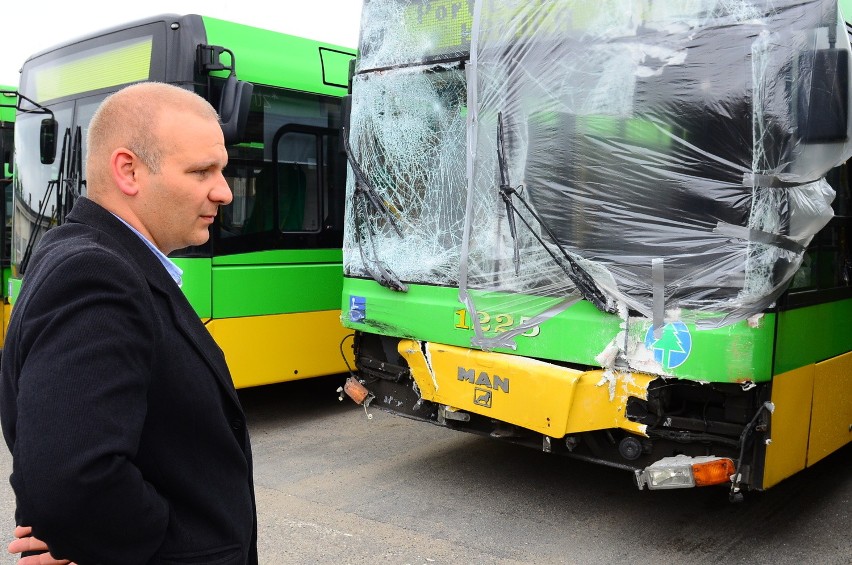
(138, 108, 232, 254)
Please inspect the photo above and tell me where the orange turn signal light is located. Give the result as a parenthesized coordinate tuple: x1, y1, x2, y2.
(692, 457, 736, 487)
(343, 376, 370, 405)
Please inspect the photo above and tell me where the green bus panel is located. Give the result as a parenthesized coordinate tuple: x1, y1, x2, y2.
(171, 258, 213, 318)
(7, 277, 21, 306)
(213, 263, 343, 318)
(211, 248, 342, 266)
(342, 277, 776, 383)
(0, 92, 14, 123)
(208, 250, 343, 318)
(774, 298, 852, 375)
(201, 17, 355, 97)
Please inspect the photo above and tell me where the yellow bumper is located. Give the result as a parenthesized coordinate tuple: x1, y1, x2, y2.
(398, 339, 652, 438)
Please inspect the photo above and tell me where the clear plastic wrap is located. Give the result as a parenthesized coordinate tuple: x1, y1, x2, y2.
(345, 0, 852, 348)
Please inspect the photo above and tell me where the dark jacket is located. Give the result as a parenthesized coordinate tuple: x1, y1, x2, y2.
(0, 197, 258, 564)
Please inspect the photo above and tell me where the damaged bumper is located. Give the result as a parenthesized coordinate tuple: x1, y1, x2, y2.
(347, 332, 770, 492)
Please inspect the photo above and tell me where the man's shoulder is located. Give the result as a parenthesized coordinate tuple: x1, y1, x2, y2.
(35, 221, 126, 264)
(25, 223, 143, 290)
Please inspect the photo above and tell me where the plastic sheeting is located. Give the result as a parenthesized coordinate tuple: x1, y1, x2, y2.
(345, 0, 852, 345)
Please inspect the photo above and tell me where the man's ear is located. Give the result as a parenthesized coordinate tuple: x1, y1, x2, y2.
(110, 148, 141, 196)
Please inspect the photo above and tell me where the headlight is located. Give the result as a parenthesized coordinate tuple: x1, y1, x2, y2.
(635, 455, 735, 490)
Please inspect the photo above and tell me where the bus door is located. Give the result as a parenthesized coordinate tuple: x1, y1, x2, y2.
(206, 84, 349, 386)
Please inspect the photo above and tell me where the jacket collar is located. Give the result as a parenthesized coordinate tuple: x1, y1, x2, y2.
(67, 197, 177, 294)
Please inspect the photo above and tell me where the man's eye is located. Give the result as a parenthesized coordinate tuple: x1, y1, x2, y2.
(194, 170, 210, 178)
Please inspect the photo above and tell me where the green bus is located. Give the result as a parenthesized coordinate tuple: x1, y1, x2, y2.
(11, 14, 356, 388)
(341, 0, 852, 498)
(0, 87, 13, 344)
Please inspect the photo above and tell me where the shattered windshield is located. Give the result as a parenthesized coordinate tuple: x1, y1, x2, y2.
(345, 0, 852, 345)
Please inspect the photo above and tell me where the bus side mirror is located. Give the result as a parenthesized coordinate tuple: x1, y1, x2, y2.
(219, 74, 254, 144)
(40, 118, 58, 164)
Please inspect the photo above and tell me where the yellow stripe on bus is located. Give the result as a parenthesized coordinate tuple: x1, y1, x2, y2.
(764, 351, 852, 489)
(205, 310, 353, 389)
(763, 364, 814, 489)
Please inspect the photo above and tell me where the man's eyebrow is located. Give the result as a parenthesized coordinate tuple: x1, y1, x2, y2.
(188, 158, 226, 170)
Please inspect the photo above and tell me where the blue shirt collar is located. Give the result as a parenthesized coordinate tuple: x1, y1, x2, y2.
(111, 213, 183, 287)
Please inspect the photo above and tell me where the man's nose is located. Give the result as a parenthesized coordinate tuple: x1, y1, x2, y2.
(212, 172, 234, 205)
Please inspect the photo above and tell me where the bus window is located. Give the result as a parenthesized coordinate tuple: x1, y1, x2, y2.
(215, 83, 344, 253)
(788, 163, 852, 299)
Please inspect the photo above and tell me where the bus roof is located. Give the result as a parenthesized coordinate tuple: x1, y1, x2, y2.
(202, 16, 355, 96)
(21, 14, 185, 65)
(19, 14, 355, 99)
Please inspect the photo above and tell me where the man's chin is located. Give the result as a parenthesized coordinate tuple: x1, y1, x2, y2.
(174, 235, 210, 251)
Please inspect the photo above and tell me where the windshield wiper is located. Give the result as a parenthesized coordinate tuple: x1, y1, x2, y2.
(342, 127, 408, 292)
(497, 115, 521, 275)
(496, 112, 613, 313)
(342, 128, 403, 237)
(58, 126, 84, 224)
(19, 126, 85, 275)
(19, 177, 57, 275)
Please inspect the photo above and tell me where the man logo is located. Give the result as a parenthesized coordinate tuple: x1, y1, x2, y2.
(457, 367, 509, 392)
(474, 388, 492, 408)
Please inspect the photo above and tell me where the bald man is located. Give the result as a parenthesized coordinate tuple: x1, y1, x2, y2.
(1, 82, 257, 564)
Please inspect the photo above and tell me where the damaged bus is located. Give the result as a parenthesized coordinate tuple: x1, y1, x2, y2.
(341, 0, 852, 499)
(11, 14, 355, 388)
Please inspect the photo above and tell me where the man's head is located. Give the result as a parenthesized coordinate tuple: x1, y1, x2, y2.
(86, 82, 232, 254)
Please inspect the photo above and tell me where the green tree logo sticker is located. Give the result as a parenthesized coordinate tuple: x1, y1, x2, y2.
(644, 321, 692, 370)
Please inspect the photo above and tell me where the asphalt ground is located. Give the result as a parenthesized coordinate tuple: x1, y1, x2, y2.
(1, 374, 851, 564)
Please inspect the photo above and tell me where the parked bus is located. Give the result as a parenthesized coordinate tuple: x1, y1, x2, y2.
(0, 87, 14, 345)
(11, 14, 356, 388)
(341, 0, 852, 499)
